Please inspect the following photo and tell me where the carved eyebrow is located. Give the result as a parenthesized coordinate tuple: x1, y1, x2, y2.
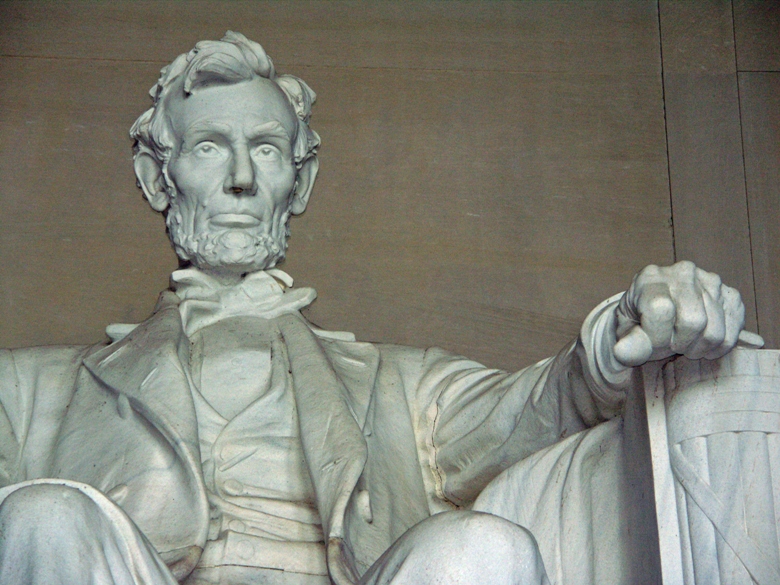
(248, 121, 293, 142)
(181, 121, 232, 139)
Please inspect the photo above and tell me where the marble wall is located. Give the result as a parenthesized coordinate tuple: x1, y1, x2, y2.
(0, 1, 776, 371)
(660, 0, 780, 354)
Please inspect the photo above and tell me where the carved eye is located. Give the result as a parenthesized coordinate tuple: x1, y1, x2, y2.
(194, 141, 221, 157)
(253, 145, 280, 160)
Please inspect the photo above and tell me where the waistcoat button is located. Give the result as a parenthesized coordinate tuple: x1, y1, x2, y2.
(235, 538, 254, 560)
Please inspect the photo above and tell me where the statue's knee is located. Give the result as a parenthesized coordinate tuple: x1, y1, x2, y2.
(413, 511, 539, 560)
(399, 512, 546, 583)
(0, 484, 98, 534)
(450, 511, 539, 561)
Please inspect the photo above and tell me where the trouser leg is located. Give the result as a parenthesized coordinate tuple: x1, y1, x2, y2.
(0, 481, 178, 585)
(359, 511, 550, 585)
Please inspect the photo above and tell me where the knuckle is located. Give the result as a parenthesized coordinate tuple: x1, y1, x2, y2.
(675, 260, 696, 273)
(702, 325, 724, 345)
(709, 284, 723, 302)
(666, 261, 697, 285)
(711, 273, 722, 289)
(721, 286, 744, 310)
(645, 295, 676, 320)
(674, 264, 696, 283)
(727, 286, 743, 304)
(637, 264, 659, 281)
(699, 270, 722, 290)
(677, 310, 708, 333)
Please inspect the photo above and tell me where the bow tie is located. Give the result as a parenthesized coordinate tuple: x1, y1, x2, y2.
(171, 268, 317, 337)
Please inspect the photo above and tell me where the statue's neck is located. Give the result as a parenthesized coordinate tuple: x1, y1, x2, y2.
(192, 266, 261, 287)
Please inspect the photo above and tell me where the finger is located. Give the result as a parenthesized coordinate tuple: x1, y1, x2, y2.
(635, 283, 675, 352)
(685, 288, 725, 360)
(695, 267, 722, 302)
(669, 287, 707, 355)
(614, 325, 653, 367)
(615, 265, 664, 337)
(694, 268, 726, 358)
(704, 285, 744, 360)
(737, 330, 765, 349)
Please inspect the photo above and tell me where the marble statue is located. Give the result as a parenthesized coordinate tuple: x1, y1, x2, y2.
(0, 32, 764, 585)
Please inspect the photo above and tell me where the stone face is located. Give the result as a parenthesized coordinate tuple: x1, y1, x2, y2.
(0, 30, 766, 585)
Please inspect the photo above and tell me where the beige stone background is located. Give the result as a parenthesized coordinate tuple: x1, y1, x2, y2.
(0, 0, 777, 372)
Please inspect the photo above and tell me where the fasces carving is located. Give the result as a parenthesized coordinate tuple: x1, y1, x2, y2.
(0, 32, 763, 585)
(645, 349, 780, 585)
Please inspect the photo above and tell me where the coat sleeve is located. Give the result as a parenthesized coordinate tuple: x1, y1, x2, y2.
(410, 296, 630, 507)
(0, 345, 91, 486)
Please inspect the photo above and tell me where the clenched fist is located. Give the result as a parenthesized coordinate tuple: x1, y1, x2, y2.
(612, 261, 762, 367)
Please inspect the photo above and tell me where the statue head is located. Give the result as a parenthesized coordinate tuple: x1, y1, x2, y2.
(130, 31, 320, 276)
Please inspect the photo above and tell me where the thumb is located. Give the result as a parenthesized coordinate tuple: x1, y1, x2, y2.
(613, 325, 653, 367)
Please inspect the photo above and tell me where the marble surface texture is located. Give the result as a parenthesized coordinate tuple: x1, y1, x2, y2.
(0, 31, 772, 585)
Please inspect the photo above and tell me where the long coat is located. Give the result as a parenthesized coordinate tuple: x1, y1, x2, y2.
(0, 291, 619, 583)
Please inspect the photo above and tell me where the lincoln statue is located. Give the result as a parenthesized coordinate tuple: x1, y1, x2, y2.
(0, 32, 755, 585)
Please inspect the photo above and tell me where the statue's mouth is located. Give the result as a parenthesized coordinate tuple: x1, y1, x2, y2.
(209, 213, 262, 228)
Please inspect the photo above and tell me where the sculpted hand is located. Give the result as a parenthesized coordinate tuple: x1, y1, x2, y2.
(612, 261, 763, 367)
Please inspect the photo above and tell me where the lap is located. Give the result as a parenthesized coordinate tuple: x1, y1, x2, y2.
(0, 482, 550, 585)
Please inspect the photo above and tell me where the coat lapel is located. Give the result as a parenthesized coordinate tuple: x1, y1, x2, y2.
(82, 291, 202, 492)
(314, 333, 379, 433)
(81, 291, 210, 578)
(276, 313, 375, 585)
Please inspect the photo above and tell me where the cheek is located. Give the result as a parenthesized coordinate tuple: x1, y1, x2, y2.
(169, 157, 225, 202)
(257, 163, 297, 197)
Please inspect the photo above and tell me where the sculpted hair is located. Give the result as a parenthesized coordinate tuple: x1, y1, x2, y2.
(130, 31, 320, 169)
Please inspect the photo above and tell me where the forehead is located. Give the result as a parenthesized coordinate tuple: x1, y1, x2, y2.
(166, 77, 297, 141)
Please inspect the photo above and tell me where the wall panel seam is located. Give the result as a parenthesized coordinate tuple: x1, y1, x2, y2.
(732, 0, 760, 332)
(657, 0, 676, 263)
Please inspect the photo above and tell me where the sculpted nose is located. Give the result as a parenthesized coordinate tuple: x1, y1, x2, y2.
(225, 146, 256, 196)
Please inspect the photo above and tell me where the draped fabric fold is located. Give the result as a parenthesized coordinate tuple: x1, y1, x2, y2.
(275, 313, 368, 585)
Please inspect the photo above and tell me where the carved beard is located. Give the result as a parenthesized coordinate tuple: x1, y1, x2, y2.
(165, 198, 292, 273)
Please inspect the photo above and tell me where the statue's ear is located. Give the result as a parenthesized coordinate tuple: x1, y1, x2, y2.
(134, 152, 170, 212)
(290, 156, 319, 215)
